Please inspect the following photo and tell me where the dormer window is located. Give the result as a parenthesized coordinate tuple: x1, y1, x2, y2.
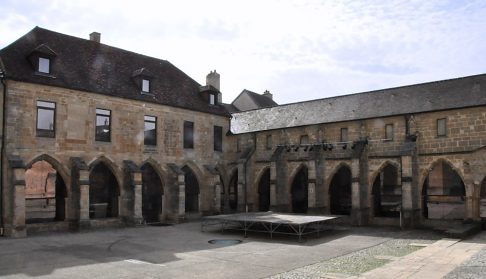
(38, 57, 50, 74)
(209, 94, 215, 105)
(142, 79, 150, 93)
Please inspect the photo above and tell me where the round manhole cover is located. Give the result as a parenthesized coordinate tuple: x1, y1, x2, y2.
(208, 239, 242, 245)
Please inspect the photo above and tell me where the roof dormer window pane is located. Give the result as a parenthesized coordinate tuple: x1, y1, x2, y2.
(38, 57, 50, 73)
(142, 79, 150, 92)
(210, 94, 215, 105)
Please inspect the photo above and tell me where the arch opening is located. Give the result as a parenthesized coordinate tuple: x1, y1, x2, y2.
(422, 161, 465, 220)
(141, 163, 163, 223)
(372, 164, 401, 218)
(89, 162, 120, 219)
(329, 166, 352, 215)
(291, 166, 308, 213)
(25, 160, 67, 223)
(228, 170, 238, 211)
(480, 177, 486, 219)
(258, 169, 271, 212)
(182, 166, 199, 213)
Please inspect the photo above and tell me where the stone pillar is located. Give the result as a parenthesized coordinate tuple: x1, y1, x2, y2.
(237, 163, 246, 212)
(178, 173, 185, 221)
(214, 182, 221, 214)
(401, 155, 420, 228)
(5, 156, 26, 237)
(307, 161, 318, 213)
(350, 158, 362, 225)
(203, 165, 221, 215)
(70, 157, 90, 230)
(79, 170, 90, 222)
(269, 162, 277, 211)
(123, 160, 141, 225)
(133, 172, 143, 224)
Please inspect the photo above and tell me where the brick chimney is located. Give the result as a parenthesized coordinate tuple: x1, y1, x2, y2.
(206, 70, 220, 91)
(263, 90, 273, 100)
(89, 32, 101, 43)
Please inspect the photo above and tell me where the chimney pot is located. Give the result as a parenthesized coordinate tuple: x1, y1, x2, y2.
(263, 90, 273, 100)
(90, 32, 101, 43)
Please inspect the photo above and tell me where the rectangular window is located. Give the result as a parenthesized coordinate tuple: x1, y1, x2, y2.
(209, 94, 215, 105)
(36, 100, 55, 137)
(266, 135, 272, 150)
(385, 124, 394, 140)
(95, 108, 111, 142)
(300, 135, 309, 144)
(38, 57, 50, 74)
(144, 115, 157, 146)
(214, 125, 223, 151)
(437, 118, 447, 137)
(183, 121, 194, 149)
(340, 127, 348, 142)
(142, 79, 150, 93)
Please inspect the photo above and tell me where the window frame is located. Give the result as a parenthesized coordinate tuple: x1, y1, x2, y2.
(437, 118, 447, 137)
(142, 79, 150, 93)
(209, 94, 215, 105)
(144, 115, 157, 146)
(36, 100, 56, 138)
(95, 108, 111, 142)
(38, 57, 50, 74)
(385, 124, 394, 141)
(213, 125, 223, 151)
(183, 121, 194, 149)
(340, 127, 348, 142)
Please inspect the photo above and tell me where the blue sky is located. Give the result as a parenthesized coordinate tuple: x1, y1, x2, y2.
(1, 0, 485, 104)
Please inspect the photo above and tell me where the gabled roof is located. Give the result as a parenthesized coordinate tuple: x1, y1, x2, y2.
(0, 27, 229, 116)
(231, 89, 278, 111)
(231, 73, 486, 134)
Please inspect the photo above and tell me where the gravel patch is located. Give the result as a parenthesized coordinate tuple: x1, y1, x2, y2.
(267, 230, 440, 279)
(443, 247, 486, 279)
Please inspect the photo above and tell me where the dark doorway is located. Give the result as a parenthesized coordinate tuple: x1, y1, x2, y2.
(141, 163, 163, 223)
(182, 166, 199, 213)
(258, 169, 271, 211)
(25, 160, 67, 223)
(291, 166, 308, 213)
(229, 170, 238, 211)
(329, 166, 352, 215)
(481, 178, 486, 224)
(89, 163, 119, 218)
(422, 161, 465, 220)
(372, 164, 400, 217)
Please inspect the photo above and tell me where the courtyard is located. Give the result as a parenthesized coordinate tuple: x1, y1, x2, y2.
(0, 221, 485, 278)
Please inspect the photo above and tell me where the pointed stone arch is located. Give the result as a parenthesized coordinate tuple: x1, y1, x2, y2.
(88, 156, 123, 219)
(289, 164, 309, 213)
(140, 159, 167, 223)
(181, 162, 202, 213)
(255, 166, 271, 212)
(228, 168, 238, 211)
(24, 154, 70, 223)
(370, 161, 401, 218)
(327, 162, 352, 215)
(421, 158, 466, 220)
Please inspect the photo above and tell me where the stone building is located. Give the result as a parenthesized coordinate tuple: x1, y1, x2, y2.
(1, 27, 486, 237)
(0, 27, 231, 237)
(229, 75, 486, 229)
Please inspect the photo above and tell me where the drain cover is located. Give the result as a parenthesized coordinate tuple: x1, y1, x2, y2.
(208, 239, 242, 245)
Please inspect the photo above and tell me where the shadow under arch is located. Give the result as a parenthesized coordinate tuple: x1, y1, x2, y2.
(181, 162, 202, 213)
(140, 159, 166, 223)
(289, 163, 309, 213)
(24, 154, 70, 223)
(255, 166, 271, 212)
(421, 158, 466, 220)
(327, 162, 352, 215)
(227, 168, 239, 211)
(370, 161, 401, 218)
(480, 176, 486, 219)
(88, 156, 123, 219)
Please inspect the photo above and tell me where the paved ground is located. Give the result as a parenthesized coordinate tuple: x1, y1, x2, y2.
(0, 222, 484, 278)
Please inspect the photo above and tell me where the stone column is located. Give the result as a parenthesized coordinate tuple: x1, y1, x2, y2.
(123, 160, 141, 225)
(269, 162, 277, 211)
(307, 161, 317, 213)
(11, 167, 26, 237)
(70, 157, 90, 230)
(350, 158, 362, 225)
(133, 172, 143, 224)
(79, 170, 90, 222)
(237, 163, 246, 212)
(400, 155, 420, 228)
(178, 173, 185, 221)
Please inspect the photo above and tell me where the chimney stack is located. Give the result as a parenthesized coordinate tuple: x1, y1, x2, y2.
(206, 70, 220, 91)
(89, 32, 101, 43)
(263, 90, 273, 100)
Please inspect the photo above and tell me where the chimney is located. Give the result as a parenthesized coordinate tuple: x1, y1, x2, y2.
(89, 32, 101, 43)
(206, 70, 220, 91)
(263, 90, 273, 100)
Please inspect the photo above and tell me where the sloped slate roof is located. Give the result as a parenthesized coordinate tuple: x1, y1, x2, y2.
(0, 27, 229, 116)
(231, 74, 486, 134)
(245, 90, 278, 108)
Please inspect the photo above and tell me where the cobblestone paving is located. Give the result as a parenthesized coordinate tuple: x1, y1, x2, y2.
(443, 247, 486, 279)
(267, 230, 441, 279)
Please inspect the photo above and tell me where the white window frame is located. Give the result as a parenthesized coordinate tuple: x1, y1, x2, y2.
(38, 57, 50, 73)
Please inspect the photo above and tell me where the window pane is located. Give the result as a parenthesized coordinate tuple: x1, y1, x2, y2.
(144, 116, 157, 145)
(340, 128, 348, 142)
(437, 118, 446, 136)
(184, 121, 194, 149)
(38, 57, 50, 73)
(96, 108, 110, 116)
(37, 101, 55, 108)
(210, 94, 215, 105)
(37, 108, 54, 130)
(385, 124, 393, 140)
(142, 79, 150, 92)
(214, 126, 222, 151)
(96, 109, 111, 142)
